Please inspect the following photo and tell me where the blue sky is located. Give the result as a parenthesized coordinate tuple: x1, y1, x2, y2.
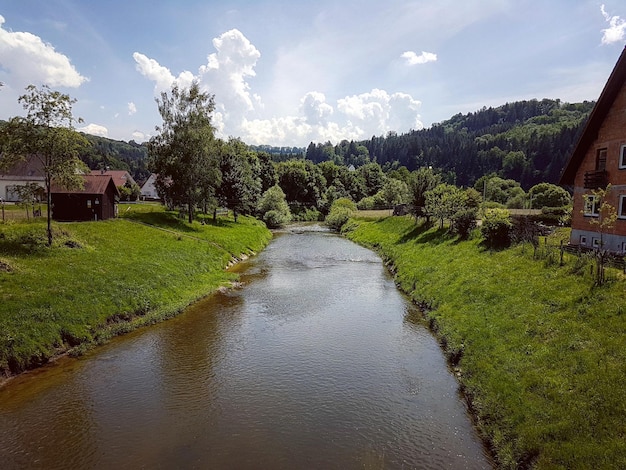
(0, 0, 625, 147)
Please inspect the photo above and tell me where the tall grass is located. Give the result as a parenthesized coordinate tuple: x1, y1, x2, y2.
(0, 207, 271, 377)
(346, 216, 626, 469)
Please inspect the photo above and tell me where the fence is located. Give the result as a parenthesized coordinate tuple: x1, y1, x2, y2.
(532, 237, 626, 273)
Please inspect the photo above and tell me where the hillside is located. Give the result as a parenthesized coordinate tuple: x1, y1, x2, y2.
(306, 99, 595, 189)
(3, 98, 594, 190)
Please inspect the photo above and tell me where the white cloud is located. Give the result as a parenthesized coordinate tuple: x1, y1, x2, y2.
(131, 130, 148, 142)
(198, 29, 262, 115)
(0, 15, 87, 88)
(135, 29, 423, 146)
(132, 52, 194, 92)
(128, 102, 137, 115)
(79, 123, 108, 137)
(401, 50, 437, 66)
(600, 5, 626, 45)
(300, 92, 334, 125)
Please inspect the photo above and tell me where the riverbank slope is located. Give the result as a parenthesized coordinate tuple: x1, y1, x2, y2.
(0, 207, 272, 382)
(345, 216, 626, 469)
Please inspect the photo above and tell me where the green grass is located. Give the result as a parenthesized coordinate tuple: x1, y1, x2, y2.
(0, 205, 271, 377)
(345, 216, 626, 469)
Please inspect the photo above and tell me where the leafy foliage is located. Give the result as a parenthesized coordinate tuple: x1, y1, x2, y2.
(325, 197, 356, 231)
(148, 81, 220, 223)
(480, 208, 513, 248)
(257, 185, 291, 228)
(0, 85, 89, 246)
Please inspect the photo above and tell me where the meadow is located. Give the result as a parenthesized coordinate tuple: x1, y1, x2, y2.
(0, 204, 271, 379)
(345, 216, 626, 469)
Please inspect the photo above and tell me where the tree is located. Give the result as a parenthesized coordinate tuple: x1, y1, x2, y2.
(0, 85, 88, 246)
(408, 167, 441, 221)
(257, 185, 291, 228)
(216, 138, 261, 222)
(381, 178, 409, 207)
(14, 183, 43, 220)
(276, 159, 326, 207)
(585, 185, 617, 285)
(528, 183, 571, 208)
(424, 183, 467, 229)
(148, 81, 219, 223)
(358, 162, 386, 197)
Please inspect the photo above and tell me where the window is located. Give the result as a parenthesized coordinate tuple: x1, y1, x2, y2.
(583, 194, 599, 216)
(592, 237, 601, 249)
(87, 199, 92, 208)
(620, 195, 626, 219)
(580, 235, 588, 246)
(621, 144, 626, 169)
(596, 148, 607, 171)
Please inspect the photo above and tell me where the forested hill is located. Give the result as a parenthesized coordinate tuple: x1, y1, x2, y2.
(305, 99, 595, 189)
(80, 135, 151, 183)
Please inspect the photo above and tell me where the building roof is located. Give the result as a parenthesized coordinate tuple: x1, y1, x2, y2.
(0, 156, 45, 180)
(560, 46, 626, 186)
(51, 174, 120, 196)
(90, 169, 136, 188)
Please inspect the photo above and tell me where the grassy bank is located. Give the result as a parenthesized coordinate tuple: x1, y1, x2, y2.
(0, 205, 271, 379)
(345, 216, 626, 469)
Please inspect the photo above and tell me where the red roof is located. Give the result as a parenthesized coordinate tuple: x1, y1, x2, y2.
(560, 46, 626, 185)
(51, 174, 120, 196)
(90, 170, 136, 188)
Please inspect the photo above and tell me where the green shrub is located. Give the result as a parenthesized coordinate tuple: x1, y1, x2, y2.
(481, 208, 512, 248)
(263, 210, 289, 228)
(325, 207, 353, 231)
(326, 198, 357, 231)
(451, 207, 478, 239)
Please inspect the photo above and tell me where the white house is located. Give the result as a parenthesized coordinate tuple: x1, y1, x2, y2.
(0, 157, 46, 202)
(140, 173, 160, 200)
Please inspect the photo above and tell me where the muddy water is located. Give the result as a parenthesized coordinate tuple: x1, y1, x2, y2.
(0, 225, 491, 469)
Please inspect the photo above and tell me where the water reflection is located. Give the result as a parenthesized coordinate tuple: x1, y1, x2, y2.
(0, 226, 491, 469)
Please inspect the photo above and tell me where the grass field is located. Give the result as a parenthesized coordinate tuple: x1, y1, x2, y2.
(345, 215, 626, 469)
(0, 204, 271, 379)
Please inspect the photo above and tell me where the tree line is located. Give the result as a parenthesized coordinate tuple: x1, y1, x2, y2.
(305, 99, 594, 189)
(0, 84, 577, 236)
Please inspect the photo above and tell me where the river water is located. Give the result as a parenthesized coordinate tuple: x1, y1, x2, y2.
(0, 225, 491, 469)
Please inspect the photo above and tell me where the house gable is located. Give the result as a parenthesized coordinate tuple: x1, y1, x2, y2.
(560, 46, 626, 253)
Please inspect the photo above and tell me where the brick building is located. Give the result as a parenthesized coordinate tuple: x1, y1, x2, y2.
(560, 46, 626, 253)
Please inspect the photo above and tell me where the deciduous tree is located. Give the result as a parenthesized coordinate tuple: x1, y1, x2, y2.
(148, 81, 219, 223)
(0, 85, 88, 246)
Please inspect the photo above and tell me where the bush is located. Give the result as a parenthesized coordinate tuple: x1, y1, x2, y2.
(357, 192, 385, 210)
(263, 210, 289, 228)
(257, 185, 291, 228)
(451, 208, 478, 239)
(325, 207, 353, 231)
(481, 208, 512, 248)
(326, 198, 356, 231)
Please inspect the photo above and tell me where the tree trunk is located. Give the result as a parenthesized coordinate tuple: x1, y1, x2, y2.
(46, 176, 52, 247)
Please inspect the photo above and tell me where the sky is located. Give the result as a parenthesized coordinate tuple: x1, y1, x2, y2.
(0, 1, 625, 148)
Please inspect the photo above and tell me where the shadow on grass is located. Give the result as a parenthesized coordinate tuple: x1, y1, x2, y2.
(399, 223, 453, 246)
(123, 211, 236, 232)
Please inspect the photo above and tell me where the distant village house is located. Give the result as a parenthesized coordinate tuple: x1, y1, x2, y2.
(140, 173, 160, 200)
(0, 157, 45, 202)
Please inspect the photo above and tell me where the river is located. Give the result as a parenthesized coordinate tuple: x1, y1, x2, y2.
(0, 225, 491, 469)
